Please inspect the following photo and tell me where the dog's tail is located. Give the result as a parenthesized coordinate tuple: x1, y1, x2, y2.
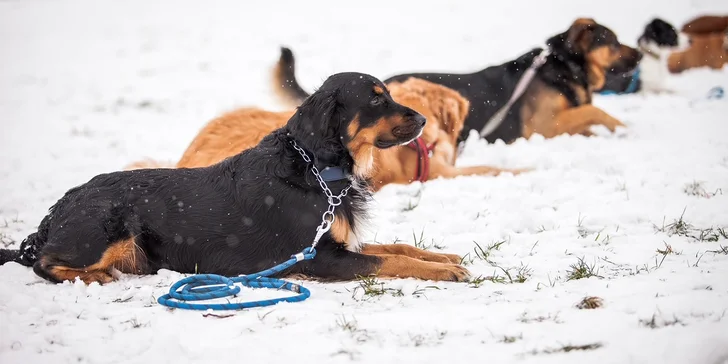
(0, 219, 50, 267)
(271, 47, 311, 109)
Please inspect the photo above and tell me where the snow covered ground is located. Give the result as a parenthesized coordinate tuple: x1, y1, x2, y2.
(2, 0, 728, 363)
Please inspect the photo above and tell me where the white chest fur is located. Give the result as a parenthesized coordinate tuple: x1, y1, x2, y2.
(638, 41, 676, 94)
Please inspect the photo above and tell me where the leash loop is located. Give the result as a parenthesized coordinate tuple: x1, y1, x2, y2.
(157, 140, 352, 311)
(321, 211, 335, 225)
(329, 196, 342, 206)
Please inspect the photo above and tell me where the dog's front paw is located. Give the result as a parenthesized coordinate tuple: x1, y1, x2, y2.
(442, 253, 464, 265)
(430, 264, 471, 282)
(418, 252, 463, 264)
(603, 118, 626, 132)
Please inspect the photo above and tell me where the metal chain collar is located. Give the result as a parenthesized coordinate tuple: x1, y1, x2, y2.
(291, 140, 352, 249)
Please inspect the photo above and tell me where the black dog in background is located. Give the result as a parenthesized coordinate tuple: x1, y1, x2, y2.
(274, 19, 640, 144)
(600, 18, 679, 94)
(0, 72, 470, 284)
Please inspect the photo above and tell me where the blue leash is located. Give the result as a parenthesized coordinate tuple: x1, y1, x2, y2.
(157, 247, 317, 311)
(157, 139, 353, 311)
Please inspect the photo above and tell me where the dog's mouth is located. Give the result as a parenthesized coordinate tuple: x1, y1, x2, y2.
(374, 129, 423, 149)
(377, 120, 425, 148)
(374, 138, 403, 149)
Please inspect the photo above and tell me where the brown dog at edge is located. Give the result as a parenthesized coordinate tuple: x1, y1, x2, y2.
(668, 15, 728, 73)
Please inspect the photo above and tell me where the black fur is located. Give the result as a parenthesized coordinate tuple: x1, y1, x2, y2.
(275, 22, 639, 144)
(0, 72, 426, 283)
(639, 18, 679, 47)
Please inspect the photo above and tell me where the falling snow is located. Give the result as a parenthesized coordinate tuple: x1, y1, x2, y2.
(1, 1, 728, 364)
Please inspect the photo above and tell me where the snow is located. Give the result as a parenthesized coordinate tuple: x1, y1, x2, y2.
(2, 0, 728, 363)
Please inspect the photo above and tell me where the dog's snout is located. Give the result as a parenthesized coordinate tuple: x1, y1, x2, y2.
(413, 114, 426, 128)
(391, 112, 426, 140)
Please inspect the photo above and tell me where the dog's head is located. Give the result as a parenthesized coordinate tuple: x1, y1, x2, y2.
(548, 18, 642, 89)
(388, 78, 469, 156)
(287, 72, 426, 179)
(639, 18, 680, 48)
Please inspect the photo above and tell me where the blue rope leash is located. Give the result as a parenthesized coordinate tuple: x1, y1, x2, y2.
(157, 247, 317, 311)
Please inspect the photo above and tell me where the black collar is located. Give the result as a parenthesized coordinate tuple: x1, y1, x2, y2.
(289, 138, 351, 182)
(319, 166, 350, 182)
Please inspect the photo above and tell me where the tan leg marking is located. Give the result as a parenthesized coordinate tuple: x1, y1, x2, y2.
(373, 254, 470, 282)
(521, 81, 625, 139)
(551, 105, 626, 137)
(47, 238, 146, 284)
(361, 243, 462, 264)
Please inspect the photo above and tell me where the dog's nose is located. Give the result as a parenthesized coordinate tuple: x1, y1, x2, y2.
(413, 114, 426, 127)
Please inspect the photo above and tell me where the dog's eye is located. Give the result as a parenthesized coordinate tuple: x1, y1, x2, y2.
(370, 96, 383, 106)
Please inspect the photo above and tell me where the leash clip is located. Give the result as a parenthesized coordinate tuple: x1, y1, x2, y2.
(311, 222, 329, 249)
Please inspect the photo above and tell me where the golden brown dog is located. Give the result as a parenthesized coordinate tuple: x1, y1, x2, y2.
(668, 15, 728, 73)
(126, 78, 523, 192)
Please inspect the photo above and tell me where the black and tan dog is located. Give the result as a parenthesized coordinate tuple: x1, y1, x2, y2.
(274, 18, 641, 144)
(0, 72, 470, 284)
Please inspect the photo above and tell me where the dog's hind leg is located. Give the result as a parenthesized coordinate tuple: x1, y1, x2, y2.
(361, 243, 462, 264)
(427, 149, 528, 180)
(34, 237, 148, 285)
(429, 164, 528, 180)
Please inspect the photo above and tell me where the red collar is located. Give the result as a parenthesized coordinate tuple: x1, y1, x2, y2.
(405, 137, 437, 183)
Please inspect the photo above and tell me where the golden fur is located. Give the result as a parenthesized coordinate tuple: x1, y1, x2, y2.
(126, 78, 523, 191)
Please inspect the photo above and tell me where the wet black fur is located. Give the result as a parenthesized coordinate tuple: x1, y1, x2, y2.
(275, 22, 639, 144)
(0, 72, 425, 283)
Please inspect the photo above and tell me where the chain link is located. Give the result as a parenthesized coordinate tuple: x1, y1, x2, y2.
(292, 140, 352, 249)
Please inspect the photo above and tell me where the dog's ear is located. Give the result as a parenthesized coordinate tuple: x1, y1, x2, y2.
(565, 18, 596, 54)
(427, 85, 469, 136)
(290, 88, 340, 136)
(286, 87, 344, 163)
